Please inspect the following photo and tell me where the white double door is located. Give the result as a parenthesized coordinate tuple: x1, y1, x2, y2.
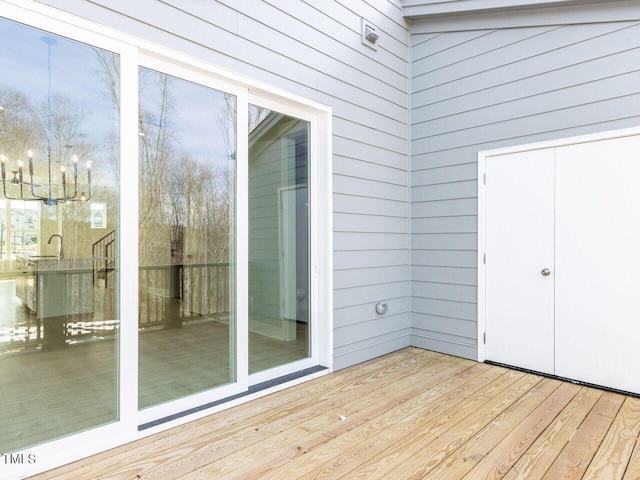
(485, 134, 640, 394)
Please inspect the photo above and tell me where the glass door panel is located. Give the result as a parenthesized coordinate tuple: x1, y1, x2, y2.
(0, 18, 120, 452)
(138, 67, 237, 409)
(248, 105, 310, 374)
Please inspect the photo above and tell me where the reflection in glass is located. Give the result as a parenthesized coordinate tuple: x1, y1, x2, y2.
(248, 105, 310, 373)
(138, 68, 236, 409)
(0, 18, 120, 452)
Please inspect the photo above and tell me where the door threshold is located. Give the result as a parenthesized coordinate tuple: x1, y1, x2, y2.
(138, 365, 328, 431)
(484, 360, 640, 399)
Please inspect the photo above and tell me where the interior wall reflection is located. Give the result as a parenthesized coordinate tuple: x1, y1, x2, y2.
(137, 67, 237, 409)
(0, 18, 120, 452)
(248, 105, 310, 374)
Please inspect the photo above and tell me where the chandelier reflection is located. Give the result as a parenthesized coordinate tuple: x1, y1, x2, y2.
(0, 34, 92, 206)
(0, 150, 91, 206)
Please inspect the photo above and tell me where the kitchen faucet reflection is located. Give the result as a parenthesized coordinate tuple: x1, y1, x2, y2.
(47, 233, 64, 259)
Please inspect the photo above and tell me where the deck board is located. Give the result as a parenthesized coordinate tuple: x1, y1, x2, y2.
(582, 396, 640, 480)
(29, 348, 640, 480)
(502, 387, 602, 480)
(541, 392, 625, 480)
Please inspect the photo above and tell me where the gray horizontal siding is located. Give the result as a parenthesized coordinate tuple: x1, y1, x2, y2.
(334, 249, 410, 270)
(411, 233, 478, 250)
(334, 193, 409, 217)
(334, 213, 410, 233)
(334, 280, 410, 309)
(334, 296, 411, 328)
(333, 265, 410, 290)
(410, 5, 640, 360)
(333, 137, 408, 170)
(35, 0, 411, 369)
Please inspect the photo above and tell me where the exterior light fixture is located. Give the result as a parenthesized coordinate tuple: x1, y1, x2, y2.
(365, 25, 379, 44)
(362, 18, 379, 50)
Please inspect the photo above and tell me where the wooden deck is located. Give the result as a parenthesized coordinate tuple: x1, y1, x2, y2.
(32, 347, 640, 479)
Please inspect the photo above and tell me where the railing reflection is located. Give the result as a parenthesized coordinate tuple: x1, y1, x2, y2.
(0, 262, 231, 352)
(139, 262, 230, 328)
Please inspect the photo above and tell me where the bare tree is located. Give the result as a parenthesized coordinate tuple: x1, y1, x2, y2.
(0, 86, 42, 160)
(138, 71, 177, 266)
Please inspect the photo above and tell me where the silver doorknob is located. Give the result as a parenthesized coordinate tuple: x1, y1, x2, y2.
(541, 268, 551, 276)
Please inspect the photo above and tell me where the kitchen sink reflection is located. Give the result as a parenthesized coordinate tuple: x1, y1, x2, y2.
(16, 255, 94, 318)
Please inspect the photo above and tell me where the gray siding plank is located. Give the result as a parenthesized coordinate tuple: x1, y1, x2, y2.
(334, 281, 410, 309)
(412, 312, 477, 339)
(412, 147, 484, 170)
(334, 232, 410, 251)
(334, 249, 410, 270)
(334, 265, 410, 289)
(412, 281, 477, 303)
(333, 137, 408, 170)
(334, 175, 409, 202)
(411, 266, 477, 285)
(411, 198, 477, 218)
(411, 250, 477, 269)
(412, 215, 477, 233)
(334, 157, 408, 187)
(412, 297, 476, 322)
(334, 297, 411, 328)
(411, 181, 477, 203)
(411, 233, 478, 250)
(334, 315, 411, 349)
(334, 213, 410, 234)
(411, 163, 477, 186)
(333, 117, 408, 154)
(334, 194, 409, 217)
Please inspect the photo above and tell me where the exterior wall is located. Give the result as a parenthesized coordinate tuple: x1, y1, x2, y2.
(34, 0, 412, 370)
(409, 3, 640, 359)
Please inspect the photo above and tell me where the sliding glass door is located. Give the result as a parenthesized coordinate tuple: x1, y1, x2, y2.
(248, 105, 311, 375)
(1, 9, 328, 475)
(0, 16, 120, 452)
(137, 66, 237, 411)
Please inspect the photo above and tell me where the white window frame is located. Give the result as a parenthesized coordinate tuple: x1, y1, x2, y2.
(1, 1, 333, 478)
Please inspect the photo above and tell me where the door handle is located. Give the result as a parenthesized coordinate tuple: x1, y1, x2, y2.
(541, 268, 551, 276)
